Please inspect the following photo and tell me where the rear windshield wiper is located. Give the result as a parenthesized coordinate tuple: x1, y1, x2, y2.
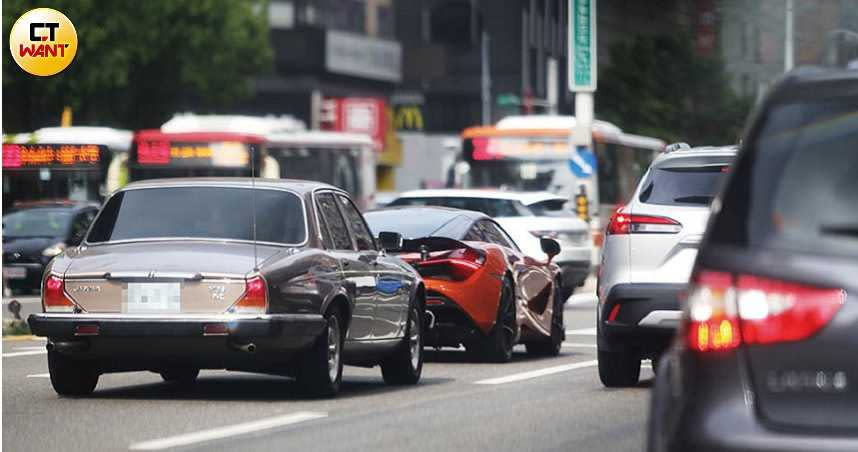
(672, 196, 713, 204)
(820, 224, 858, 238)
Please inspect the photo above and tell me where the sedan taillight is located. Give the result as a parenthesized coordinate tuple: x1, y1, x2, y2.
(684, 270, 845, 352)
(606, 211, 682, 235)
(230, 276, 268, 314)
(43, 274, 76, 313)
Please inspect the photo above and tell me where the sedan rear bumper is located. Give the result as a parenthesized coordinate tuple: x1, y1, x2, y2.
(27, 313, 326, 372)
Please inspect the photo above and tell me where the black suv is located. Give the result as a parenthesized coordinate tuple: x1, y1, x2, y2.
(3, 201, 99, 293)
(648, 69, 858, 451)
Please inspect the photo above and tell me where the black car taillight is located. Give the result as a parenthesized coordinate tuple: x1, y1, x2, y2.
(683, 270, 845, 352)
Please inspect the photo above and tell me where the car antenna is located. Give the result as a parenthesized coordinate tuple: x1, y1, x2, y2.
(251, 143, 259, 272)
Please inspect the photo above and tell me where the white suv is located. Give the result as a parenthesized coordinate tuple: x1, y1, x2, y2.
(597, 144, 737, 387)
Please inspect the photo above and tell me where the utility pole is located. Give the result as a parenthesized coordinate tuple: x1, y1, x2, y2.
(785, 0, 794, 71)
(481, 30, 491, 125)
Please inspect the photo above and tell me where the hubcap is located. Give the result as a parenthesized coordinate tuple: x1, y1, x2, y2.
(409, 309, 421, 370)
(327, 316, 341, 382)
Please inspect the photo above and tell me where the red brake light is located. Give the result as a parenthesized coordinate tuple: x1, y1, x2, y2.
(414, 247, 485, 282)
(607, 211, 682, 235)
(43, 274, 76, 313)
(231, 276, 267, 313)
(684, 270, 844, 352)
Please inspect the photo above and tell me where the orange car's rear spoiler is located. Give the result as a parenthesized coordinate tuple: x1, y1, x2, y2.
(400, 237, 472, 253)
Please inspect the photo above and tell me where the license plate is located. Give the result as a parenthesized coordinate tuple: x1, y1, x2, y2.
(125, 283, 181, 314)
(3, 267, 27, 279)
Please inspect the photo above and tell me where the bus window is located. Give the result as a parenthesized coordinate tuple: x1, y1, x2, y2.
(270, 146, 362, 200)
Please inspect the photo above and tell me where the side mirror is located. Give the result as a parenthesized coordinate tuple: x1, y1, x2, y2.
(378, 231, 403, 251)
(540, 237, 561, 262)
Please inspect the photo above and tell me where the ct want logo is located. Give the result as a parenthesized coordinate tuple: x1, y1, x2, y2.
(9, 8, 77, 76)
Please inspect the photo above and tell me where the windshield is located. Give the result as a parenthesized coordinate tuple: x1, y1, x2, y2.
(388, 196, 532, 217)
(638, 166, 728, 206)
(364, 210, 460, 239)
(87, 187, 305, 244)
(2, 209, 72, 238)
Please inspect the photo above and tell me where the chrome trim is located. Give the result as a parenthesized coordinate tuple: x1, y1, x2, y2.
(637, 310, 682, 327)
(104, 271, 203, 281)
(82, 184, 310, 248)
(30, 312, 323, 321)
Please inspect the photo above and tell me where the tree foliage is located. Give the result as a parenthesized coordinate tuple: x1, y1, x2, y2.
(3, 0, 272, 132)
(596, 34, 752, 145)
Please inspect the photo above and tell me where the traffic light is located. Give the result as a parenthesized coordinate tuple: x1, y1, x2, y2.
(575, 186, 589, 222)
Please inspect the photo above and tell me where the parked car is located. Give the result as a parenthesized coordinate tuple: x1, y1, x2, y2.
(28, 178, 424, 397)
(648, 69, 858, 451)
(364, 206, 564, 362)
(3, 201, 99, 294)
(598, 144, 737, 387)
(388, 189, 591, 300)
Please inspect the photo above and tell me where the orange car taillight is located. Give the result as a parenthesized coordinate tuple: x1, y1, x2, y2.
(43, 274, 76, 313)
(419, 247, 486, 282)
(230, 276, 268, 314)
(684, 270, 844, 352)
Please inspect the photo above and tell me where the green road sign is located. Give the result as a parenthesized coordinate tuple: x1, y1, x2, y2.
(569, 0, 597, 92)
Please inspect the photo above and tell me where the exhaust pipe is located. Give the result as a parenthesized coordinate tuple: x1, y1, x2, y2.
(228, 341, 256, 353)
(46, 341, 88, 353)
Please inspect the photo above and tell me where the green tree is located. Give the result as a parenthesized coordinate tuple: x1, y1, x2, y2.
(596, 33, 752, 145)
(3, 0, 272, 132)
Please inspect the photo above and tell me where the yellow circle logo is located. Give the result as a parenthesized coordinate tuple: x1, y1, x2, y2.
(9, 8, 77, 77)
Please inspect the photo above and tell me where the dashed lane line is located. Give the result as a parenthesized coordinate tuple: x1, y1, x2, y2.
(474, 360, 598, 385)
(128, 412, 328, 451)
(565, 327, 596, 335)
(2, 350, 46, 358)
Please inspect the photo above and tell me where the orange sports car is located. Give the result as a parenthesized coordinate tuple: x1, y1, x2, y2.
(365, 206, 565, 362)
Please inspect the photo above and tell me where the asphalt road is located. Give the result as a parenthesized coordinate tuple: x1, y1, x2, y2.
(2, 282, 655, 452)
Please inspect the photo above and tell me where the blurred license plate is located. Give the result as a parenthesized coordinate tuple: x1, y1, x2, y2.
(125, 283, 181, 313)
(4, 267, 27, 279)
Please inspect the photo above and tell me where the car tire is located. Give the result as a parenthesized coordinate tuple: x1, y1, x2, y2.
(483, 278, 516, 363)
(598, 347, 641, 387)
(160, 368, 200, 385)
(295, 305, 344, 398)
(526, 282, 564, 357)
(48, 351, 99, 397)
(380, 301, 423, 385)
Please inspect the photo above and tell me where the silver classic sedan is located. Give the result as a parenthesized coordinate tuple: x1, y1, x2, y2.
(29, 178, 425, 397)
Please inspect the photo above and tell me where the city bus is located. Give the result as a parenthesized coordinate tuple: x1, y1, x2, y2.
(459, 115, 665, 246)
(127, 114, 377, 208)
(2, 127, 133, 209)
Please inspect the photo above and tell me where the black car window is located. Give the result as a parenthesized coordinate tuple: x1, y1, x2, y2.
(315, 205, 335, 250)
(316, 193, 353, 250)
(389, 197, 527, 217)
(464, 223, 484, 241)
(638, 165, 728, 206)
(481, 220, 514, 249)
(336, 194, 375, 251)
(710, 97, 858, 257)
(364, 209, 463, 239)
(87, 187, 305, 244)
(68, 210, 94, 245)
(2, 208, 73, 238)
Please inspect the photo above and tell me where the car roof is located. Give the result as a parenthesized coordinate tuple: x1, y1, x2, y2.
(120, 177, 341, 195)
(653, 145, 738, 165)
(396, 189, 565, 205)
(366, 205, 488, 221)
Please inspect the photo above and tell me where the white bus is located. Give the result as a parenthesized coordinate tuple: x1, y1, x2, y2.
(459, 115, 665, 246)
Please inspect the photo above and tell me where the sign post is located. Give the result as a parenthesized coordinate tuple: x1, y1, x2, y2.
(568, 0, 597, 221)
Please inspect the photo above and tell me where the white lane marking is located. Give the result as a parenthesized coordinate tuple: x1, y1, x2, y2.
(14, 346, 46, 351)
(475, 360, 598, 385)
(2, 350, 46, 358)
(128, 412, 328, 451)
(27, 373, 50, 378)
(561, 342, 596, 348)
(565, 327, 596, 335)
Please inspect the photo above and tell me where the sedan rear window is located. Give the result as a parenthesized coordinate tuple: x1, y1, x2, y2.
(710, 98, 858, 256)
(87, 187, 305, 244)
(638, 166, 727, 206)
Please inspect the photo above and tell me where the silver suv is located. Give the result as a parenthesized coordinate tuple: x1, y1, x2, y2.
(597, 144, 737, 387)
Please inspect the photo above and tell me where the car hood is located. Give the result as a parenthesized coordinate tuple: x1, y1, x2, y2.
(63, 241, 285, 277)
(3, 236, 62, 256)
